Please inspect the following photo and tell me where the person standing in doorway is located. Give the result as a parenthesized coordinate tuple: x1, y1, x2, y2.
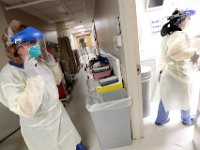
(155, 9, 200, 126)
(79, 38, 86, 48)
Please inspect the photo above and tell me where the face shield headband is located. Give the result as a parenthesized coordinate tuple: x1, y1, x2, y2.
(167, 9, 196, 26)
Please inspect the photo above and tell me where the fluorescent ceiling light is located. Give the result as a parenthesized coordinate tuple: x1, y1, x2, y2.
(85, 32, 90, 34)
(74, 25, 84, 29)
(78, 28, 87, 32)
(80, 31, 90, 36)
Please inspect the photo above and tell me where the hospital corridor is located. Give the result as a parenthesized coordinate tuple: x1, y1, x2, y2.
(0, 0, 200, 150)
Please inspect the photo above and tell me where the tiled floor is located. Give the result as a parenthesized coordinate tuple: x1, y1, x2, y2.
(0, 69, 196, 150)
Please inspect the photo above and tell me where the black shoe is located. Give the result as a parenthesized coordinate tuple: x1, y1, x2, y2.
(182, 118, 195, 126)
(155, 118, 170, 126)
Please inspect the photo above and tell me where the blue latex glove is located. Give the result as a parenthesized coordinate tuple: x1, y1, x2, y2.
(76, 141, 87, 150)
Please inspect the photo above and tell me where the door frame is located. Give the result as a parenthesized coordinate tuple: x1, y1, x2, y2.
(118, 0, 144, 139)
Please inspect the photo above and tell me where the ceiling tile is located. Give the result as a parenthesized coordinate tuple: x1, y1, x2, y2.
(22, 0, 35, 2)
(1, 0, 21, 5)
(21, 7, 53, 22)
(1, 0, 95, 25)
(50, 13, 68, 19)
(42, 6, 65, 14)
(29, 1, 59, 9)
(68, 1, 83, 9)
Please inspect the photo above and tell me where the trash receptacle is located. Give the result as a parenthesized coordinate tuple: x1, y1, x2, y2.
(141, 66, 152, 117)
(86, 89, 132, 150)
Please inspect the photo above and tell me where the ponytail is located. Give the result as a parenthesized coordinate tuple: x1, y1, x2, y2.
(160, 21, 182, 37)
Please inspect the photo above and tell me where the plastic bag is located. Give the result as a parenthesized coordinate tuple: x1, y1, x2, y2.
(86, 89, 131, 112)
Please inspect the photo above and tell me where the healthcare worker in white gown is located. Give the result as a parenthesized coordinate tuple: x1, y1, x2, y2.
(154, 9, 200, 126)
(0, 20, 87, 150)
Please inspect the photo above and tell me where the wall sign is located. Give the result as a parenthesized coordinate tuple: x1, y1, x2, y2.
(151, 18, 162, 35)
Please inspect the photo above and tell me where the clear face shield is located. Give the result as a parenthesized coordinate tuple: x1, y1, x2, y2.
(12, 27, 48, 59)
(38, 38, 49, 59)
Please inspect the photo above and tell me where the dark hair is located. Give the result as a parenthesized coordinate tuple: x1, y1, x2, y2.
(161, 9, 186, 37)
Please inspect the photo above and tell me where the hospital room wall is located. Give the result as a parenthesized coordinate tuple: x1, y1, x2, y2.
(44, 31, 58, 43)
(0, 4, 9, 69)
(0, 4, 19, 142)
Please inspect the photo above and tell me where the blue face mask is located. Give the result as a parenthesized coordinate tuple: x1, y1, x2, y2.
(29, 44, 41, 58)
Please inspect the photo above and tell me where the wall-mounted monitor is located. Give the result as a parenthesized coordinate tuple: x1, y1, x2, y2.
(146, 0, 164, 11)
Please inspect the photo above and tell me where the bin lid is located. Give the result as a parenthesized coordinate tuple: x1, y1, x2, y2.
(141, 66, 152, 79)
(86, 89, 132, 112)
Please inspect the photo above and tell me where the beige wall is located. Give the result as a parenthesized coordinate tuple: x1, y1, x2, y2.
(0, 4, 20, 141)
(0, 4, 9, 69)
(44, 31, 58, 43)
(93, 0, 126, 70)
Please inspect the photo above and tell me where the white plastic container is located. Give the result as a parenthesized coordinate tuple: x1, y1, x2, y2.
(86, 89, 132, 149)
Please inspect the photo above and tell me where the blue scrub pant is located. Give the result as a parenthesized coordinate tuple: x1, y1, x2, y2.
(155, 101, 193, 125)
(76, 141, 87, 150)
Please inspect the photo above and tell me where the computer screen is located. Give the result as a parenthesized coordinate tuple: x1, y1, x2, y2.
(146, 0, 164, 11)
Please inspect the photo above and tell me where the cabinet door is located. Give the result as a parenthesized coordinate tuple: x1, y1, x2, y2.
(0, 103, 20, 141)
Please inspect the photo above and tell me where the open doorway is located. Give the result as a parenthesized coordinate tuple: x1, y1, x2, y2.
(135, 0, 200, 149)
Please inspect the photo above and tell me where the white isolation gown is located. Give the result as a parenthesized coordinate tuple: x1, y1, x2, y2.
(155, 31, 200, 111)
(0, 60, 81, 150)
